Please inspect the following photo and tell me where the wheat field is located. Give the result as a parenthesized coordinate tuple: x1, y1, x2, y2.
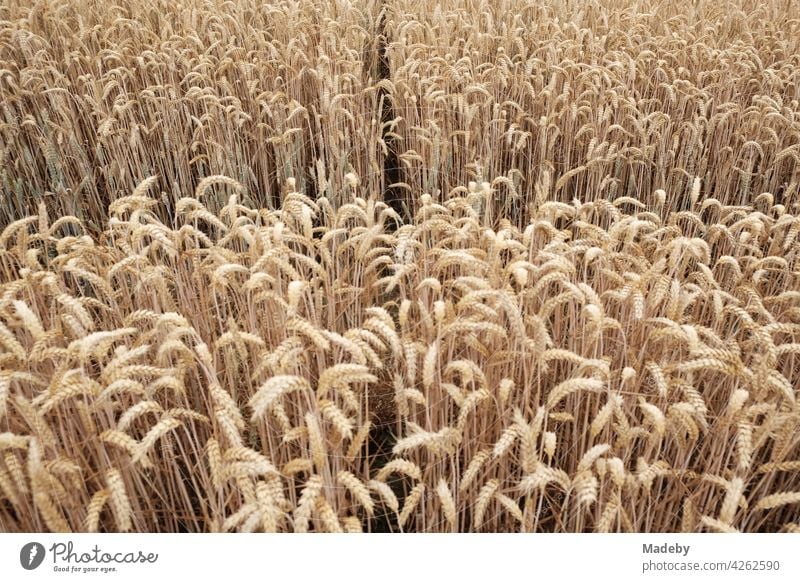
(0, 0, 799, 533)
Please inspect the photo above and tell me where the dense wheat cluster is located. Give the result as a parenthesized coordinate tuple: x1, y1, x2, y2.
(1, 0, 799, 533)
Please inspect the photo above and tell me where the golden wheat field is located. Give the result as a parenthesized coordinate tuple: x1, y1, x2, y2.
(0, 0, 799, 533)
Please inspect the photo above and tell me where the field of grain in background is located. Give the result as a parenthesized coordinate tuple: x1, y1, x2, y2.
(0, 0, 799, 532)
